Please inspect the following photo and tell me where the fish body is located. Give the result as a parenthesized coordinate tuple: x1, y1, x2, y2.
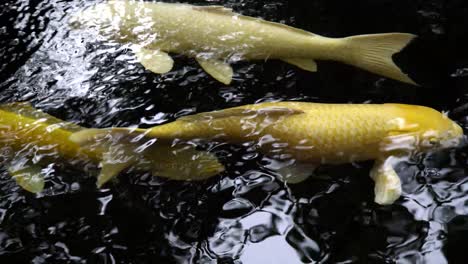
(71, 1, 417, 85)
(1, 102, 462, 205)
(72, 101, 464, 205)
(144, 102, 463, 163)
(0, 103, 99, 192)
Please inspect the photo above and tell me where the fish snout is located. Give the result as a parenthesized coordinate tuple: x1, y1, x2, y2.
(457, 134, 468, 148)
(440, 130, 466, 149)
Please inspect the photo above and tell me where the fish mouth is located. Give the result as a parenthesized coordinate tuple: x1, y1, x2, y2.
(440, 134, 467, 149)
(457, 134, 468, 148)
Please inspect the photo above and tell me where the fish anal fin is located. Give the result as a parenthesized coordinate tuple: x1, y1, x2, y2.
(370, 157, 402, 205)
(135, 48, 174, 74)
(70, 128, 146, 187)
(97, 158, 134, 188)
(196, 58, 233, 85)
(9, 164, 45, 193)
(282, 58, 317, 72)
(148, 144, 224, 181)
(265, 159, 317, 184)
(178, 107, 304, 122)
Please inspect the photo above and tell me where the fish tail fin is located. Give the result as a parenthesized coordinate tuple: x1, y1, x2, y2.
(69, 128, 224, 187)
(343, 33, 418, 85)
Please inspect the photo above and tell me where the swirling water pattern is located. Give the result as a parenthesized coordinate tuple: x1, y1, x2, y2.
(1, 0, 468, 263)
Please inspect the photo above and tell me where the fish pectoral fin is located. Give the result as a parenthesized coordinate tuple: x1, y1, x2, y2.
(8, 163, 46, 193)
(178, 107, 304, 122)
(370, 157, 402, 205)
(282, 58, 318, 72)
(196, 58, 233, 85)
(270, 161, 317, 184)
(149, 144, 224, 181)
(134, 48, 174, 74)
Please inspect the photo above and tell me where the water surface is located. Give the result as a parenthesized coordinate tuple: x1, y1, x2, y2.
(1, 0, 468, 263)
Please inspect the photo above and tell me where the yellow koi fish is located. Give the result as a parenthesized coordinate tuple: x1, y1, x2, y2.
(70, 1, 417, 85)
(0, 103, 224, 193)
(71, 102, 464, 205)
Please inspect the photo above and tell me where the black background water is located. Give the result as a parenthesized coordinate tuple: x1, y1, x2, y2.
(1, 0, 468, 263)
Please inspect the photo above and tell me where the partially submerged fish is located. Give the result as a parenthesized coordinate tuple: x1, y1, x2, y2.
(70, 1, 417, 85)
(0, 103, 223, 193)
(71, 102, 464, 205)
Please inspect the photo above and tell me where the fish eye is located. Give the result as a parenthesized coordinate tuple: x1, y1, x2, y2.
(429, 137, 438, 145)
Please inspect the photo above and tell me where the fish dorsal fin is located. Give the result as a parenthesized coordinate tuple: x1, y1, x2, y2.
(148, 143, 225, 181)
(0, 102, 83, 132)
(193, 5, 235, 15)
(193, 5, 315, 38)
(178, 107, 304, 122)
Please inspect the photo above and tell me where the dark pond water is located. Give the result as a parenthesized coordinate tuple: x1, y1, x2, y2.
(1, 0, 468, 263)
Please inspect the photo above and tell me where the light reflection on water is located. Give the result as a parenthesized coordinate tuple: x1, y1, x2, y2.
(0, 0, 468, 263)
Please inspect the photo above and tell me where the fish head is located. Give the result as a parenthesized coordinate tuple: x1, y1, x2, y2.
(392, 105, 465, 151)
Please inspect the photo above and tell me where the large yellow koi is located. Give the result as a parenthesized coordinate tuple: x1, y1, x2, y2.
(70, 1, 417, 85)
(71, 102, 464, 205)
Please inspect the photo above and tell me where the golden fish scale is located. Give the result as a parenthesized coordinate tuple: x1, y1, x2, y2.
(241, 103, 391, 162)
(149, 103, 396, 164)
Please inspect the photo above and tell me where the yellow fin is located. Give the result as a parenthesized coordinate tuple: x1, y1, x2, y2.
(0, 102, 83, 132)
(193, 5, 315, 38)
(178, 107, 304, 122)
(97, 149, 135, 188)
(344, 33, 418, 85)
(148, 144, 224, 181)
(370, 158, 402, 205)
(196, 58, 233, 85)
(8, 164, 45, 193)
(70, 128, 144, 187)
(135, 48, 174, 74)
(282, 58, 317, 72)
(274, 162, 317, 184)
